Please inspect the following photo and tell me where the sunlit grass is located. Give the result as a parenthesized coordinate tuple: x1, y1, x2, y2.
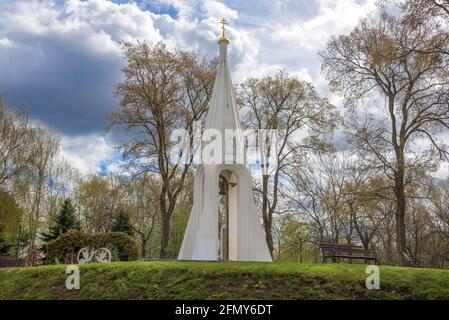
(1, 261, 448, 299)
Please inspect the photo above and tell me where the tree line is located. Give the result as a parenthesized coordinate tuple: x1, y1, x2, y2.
(0, 0, 448, 267)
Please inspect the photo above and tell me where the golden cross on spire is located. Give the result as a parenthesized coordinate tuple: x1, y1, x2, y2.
(220, 18, 228, 37)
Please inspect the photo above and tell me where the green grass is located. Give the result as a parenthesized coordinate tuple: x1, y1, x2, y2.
(1, 261, 449, 299)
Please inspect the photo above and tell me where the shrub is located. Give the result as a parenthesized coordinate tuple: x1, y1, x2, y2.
(45, 230, 140, 264)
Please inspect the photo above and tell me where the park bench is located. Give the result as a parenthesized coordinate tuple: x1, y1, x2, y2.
(320, 242, 377, 264)
(402, 252, 424, 268)
(0, 256, 25, 268)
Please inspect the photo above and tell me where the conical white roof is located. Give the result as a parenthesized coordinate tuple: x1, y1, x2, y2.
(205, 40, 242, 134)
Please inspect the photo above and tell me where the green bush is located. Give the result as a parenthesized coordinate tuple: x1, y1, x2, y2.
(45, 230, 140, 264)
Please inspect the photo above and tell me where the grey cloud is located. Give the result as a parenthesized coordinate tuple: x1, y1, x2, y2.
(1, 39, 123, 135)
(0, 0, 161, 136)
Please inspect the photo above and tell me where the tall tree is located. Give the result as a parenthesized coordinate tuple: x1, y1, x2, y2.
(385, 1, 449, 57)
(75, 174, 123, 233)
(123, 173, 160, 258)
(27, 126, 61, 246)
(7, 122, 67, 247)
(286, 153, 351, 246)
(0, 99, 34, 187)
(41, 199, 80, 247)
(239, 70, 337, 256)
(431, 178, 449, 239)
(0, 189, 23, 255)
(395, 0, 449, 21)
(109, 42, 215, 258)
(112, 210, 133, 236)
(321, 12, 449, 265)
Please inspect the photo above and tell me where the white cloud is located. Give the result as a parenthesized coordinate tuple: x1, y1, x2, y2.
(0, 37, 12, 47)
(257, 0, 376, 77)
(0, 0, 163, 60)
(60, 134, 115, 175)
(272, 0, 377, 49)
(151, 0, 377, 85)
(202, 0, 239, 20)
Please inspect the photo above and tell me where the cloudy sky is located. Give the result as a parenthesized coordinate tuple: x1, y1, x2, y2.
(0, 0, 380, 174)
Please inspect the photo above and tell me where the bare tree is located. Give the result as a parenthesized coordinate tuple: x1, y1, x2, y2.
(0, 99, 34, 187)
(383, 0, 449, 57)
(321, 12, 449, 265)
(109, 42, 215, 258)
(431, 179, 449, 240)
(285, 153, 347, 246)
(123, 173, 160, 258)
(392, 0, 449, 21)
(239, 70, 337, 256)
(75, 174, 124, 233)
(343, 163, 385, 251)
(9, 123, 69, 249)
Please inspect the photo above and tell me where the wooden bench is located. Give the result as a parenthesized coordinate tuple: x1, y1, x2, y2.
(402, 252, 424, 268)
(320, 242, 376, 264)
(0, 256, 25, 268)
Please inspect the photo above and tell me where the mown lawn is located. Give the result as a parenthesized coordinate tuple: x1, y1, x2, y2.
(0, 261, 448, 300)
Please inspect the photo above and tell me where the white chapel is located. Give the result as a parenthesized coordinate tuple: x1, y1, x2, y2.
(178, 20, 272, 262)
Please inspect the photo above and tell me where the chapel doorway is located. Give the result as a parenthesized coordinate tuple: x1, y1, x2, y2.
(218, 174, 229, 260)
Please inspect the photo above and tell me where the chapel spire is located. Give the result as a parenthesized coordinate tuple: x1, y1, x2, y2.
(218, 18, 229, 45)
(218, 18, 229, 60)
(204, 17, 241, 133)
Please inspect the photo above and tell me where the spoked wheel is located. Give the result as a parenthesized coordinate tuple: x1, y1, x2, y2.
(77, 247, 92, 264)
(94, 247, 112, 263)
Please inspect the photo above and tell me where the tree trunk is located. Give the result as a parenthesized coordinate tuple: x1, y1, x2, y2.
(159, 182, 168, 259)
(261, 175, 273, 257)
(394, 163, 407, 266)
(140, 236, 148, 259)
(160, 214, 171, 259)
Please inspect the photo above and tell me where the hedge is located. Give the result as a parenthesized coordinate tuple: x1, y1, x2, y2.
(45, 230, 140, 264)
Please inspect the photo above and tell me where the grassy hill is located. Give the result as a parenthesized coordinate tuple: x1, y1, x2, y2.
(1, 261, 449, 299)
